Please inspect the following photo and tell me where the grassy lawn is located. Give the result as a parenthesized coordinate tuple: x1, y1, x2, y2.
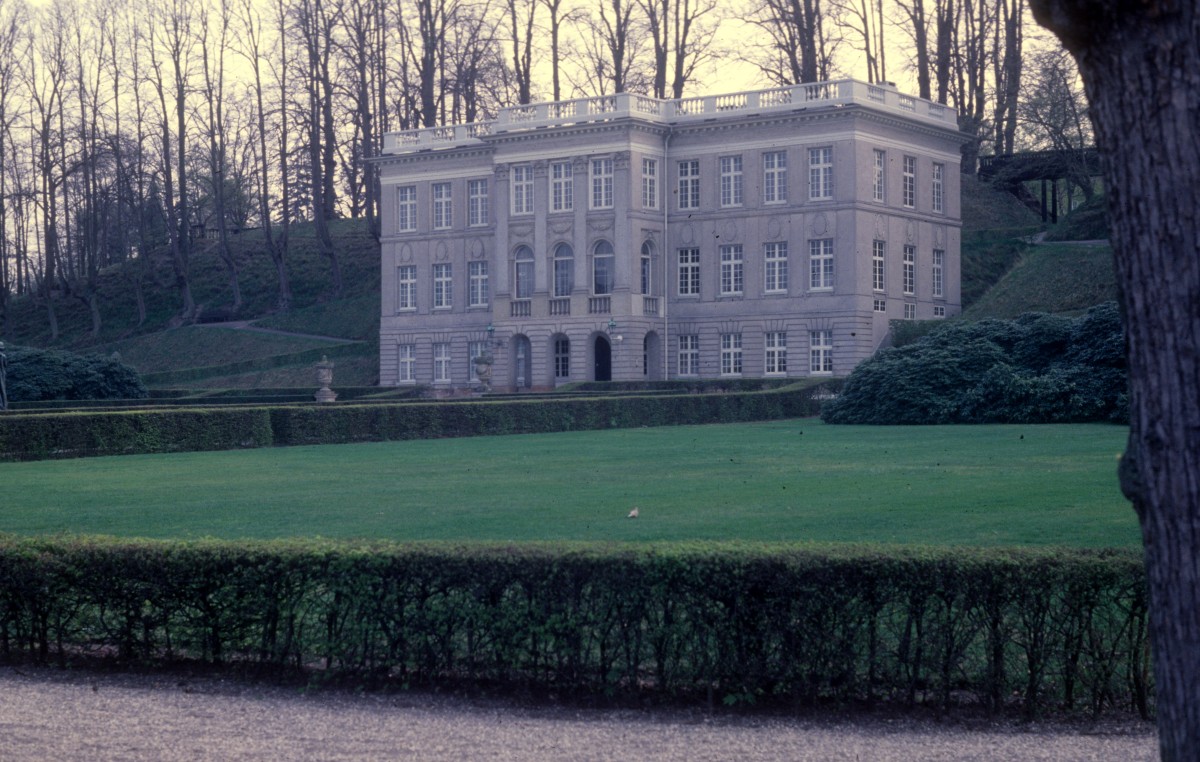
(0, 420, 1136, 548)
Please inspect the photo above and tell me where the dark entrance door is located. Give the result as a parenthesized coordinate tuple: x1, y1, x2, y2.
(594, 336, 612, 381)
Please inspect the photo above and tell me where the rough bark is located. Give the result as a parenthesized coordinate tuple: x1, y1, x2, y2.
(1028, 0, 1200, 757)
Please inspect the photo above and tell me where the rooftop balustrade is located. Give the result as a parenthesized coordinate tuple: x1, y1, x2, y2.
(381, 80, 958, 155)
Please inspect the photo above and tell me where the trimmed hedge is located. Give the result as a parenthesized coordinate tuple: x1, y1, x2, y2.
(0, 536, 1149, 717)
(0, 383, 830, 461)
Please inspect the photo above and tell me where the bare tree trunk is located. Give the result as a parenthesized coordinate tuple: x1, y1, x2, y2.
(1029, 1, 1200, 757)
(200, 0, 242, 314)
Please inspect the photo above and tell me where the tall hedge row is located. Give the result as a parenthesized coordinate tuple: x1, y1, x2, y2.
(0, 537, 1149, 717)
(0, 384, 825, 461)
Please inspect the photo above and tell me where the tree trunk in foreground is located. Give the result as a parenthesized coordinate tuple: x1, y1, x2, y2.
(1028, 1, 1200, 757)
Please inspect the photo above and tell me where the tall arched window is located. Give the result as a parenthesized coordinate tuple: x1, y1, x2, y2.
(514, 245, 534, 298)
(553, 244, 574, 297)
(640, 241, 655, 295)
(593, 240, 614, 295)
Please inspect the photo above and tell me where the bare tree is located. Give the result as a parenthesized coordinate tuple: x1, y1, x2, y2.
(990, 0, 1023, 155)
(893, 0, 931, 98)
(568, 0, 648, 95)
(638, 0, 720, 99)
(835, 0, 886, 83)
(505, 0, 538, 104)
(538, 0, 575, 102)
(1028, 0, 1200, 756)
(747, 0, 838, 85)
(0, 0, 24, 330)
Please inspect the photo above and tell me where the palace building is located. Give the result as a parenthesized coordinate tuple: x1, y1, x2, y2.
(376, 80, 963, 392)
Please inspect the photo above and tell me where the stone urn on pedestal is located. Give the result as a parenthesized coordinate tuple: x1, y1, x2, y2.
(314, 355, 338, 403)
(473, 352, 494, 393)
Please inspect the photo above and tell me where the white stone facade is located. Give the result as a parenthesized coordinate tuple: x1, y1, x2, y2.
(377, 80, 963, 392)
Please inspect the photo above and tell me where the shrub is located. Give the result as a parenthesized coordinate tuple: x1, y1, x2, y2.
(4, 345, 146, 402)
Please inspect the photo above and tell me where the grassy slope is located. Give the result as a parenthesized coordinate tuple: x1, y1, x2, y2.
(0, 420, 1136, 548)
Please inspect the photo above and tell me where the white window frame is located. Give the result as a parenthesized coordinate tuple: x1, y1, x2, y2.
(678, 334, 699, 376)
(809, 239, 834, 291)
(763, 151, 788, 204)
(433, 342, 451, 383)
(932, 162, 944, 213)
(873, 298, 887, 313)
(511, 165, 534, 215)
(933, 305, 946, 318)
(902, 155, 916, 208)
(720, 333, 743, 376)
(765, 331, 787, 375)
(904, 302, 917, 320)
(514, 247, 535, 299)
(678, 159, 700, 210)
(433, 262, 452, 308)
(872, 149, 886, 203)
(593, 241, 615, 295)
(810, 330, 833, 375)
(932, 249, 945, 298)
(903, 245, 916, 296)
(719, 244, 743, 296)
(809, 147, 833, 200)
(469, 261, 489, 307)
(591, 158, 614, 209)
(554, 337, 571, 379)
(397, 343, 415, 383)
(872, 240, 886, 293)
(764, 241, 788, 293)
(719, 155, 743, 207)
(468, 179, 488, 226)
(642, 158, 658, 209)
(397, 265, 416, 311)
(678, 248, 700, 296)
(396, 185, 417, 232)
(551, 160, 573, 212)
(432, 182, 452, 229)
(553, 244, 574, 298)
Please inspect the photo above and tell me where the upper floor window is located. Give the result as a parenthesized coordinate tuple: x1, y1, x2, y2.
(809, 147, 833, 200)
(809, 238, 834, 291)
(433, 262, 452, 308)
(763, 151, 787, 204)
(872, 240, 886, 292)
(678, 248, 700, 296)
(719, 244, 743, 296)
(932, 162, 945, 213)
(720, 155, 743, 207)
(903, 245, 916, 295)
(432, 182, 452, 229)
(551, 160, 573, 212)
(593, 240, 615, 295)
(932, 249, 945, 298)
(396, 185, 417, 232)
(468, 179, 488, 226)
(642, 158, 658, 209)
(514, 245, 534, 299)
(678, 160, 700, 210)
(902, 155, 916, 208)
(512, 165, 534, 215)
(469, 261, 489, 307)
(554, 243, 574, 298)
(591, 158, 614, 209)
(872, 149, 886, 203)
(640, 241, 655, 295)
(764, 241, 788, 293)
(397, 265, 416, 311)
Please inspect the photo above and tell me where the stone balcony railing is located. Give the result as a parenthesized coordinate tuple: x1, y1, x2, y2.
(382, 80, 957, 155)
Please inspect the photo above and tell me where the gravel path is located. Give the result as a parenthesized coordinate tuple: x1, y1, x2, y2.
(0, 667, 1156, 761)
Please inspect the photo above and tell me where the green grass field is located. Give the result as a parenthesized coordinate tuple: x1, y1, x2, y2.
(0, 421, 1137, 548)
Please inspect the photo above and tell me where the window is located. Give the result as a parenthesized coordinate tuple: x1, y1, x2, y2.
(763, 151, 787, 203)
(809, 239, 834, 291)
(640, 241, 654, 295)
(810, 330, 833, 374)
(433, 342, 451, 383)
(512, 165, 534, 214)
(468, 179, 488, 226)
(514, 246, 534, 299)
(469, 261, 489, 307)
(872, 240, 886, 292)
(553, 244, 574, 297)
(432, 182, 452, 229)
(469, 341, 488, 382)
(720, 155, 743, 207)
(809, 147, 833, 200)
(933, 305, 946, 318)
(678, 248, 700, 296)
(765, 332, 787, 375)
(904, 302, 916, 320)
(678, 160, 700, 210)
(903, 245, 916, 295)
(720, 333, 743, 375)
(873, 150, 886, 202)
(396, 186, 417, 232)
(591, 158, 613, 209)
(678, 335, 699, 376)
(932, 249, 945, 298)
(874, 298, 887, 313)
(433, 262, 452, 308)
(551, 160, 573, 212)
(554, 337, 570, 379)
(397, 344, 415, 382)
(397, 265, 416, 311)
(642, 158, 658, 209)
(764, 242, 788, 293)
(719, 244, 743, 296)
(593, 240, 614, 295)
(902, 155, 916, 208)
(932, 162, 944, 213)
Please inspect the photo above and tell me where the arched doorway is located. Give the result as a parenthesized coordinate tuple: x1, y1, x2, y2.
(594, 335, 612, 381)
(512, 335, 532, 389)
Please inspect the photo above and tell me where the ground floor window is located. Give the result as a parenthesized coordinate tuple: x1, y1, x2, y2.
(810, 330, 833, 374)
(555, 337, 570, 379)
(398, 344, 415, 383)
(765, 332, 787, 375)
(720, 333, 743, 375)
(678, 335, 699, 376)
(433, 342, 451, 383)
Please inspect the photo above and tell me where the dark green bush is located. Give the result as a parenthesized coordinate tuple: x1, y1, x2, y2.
(4, 345, 146, 402)
(0, 536, 1150, 717)
(823, 304, 1126, 424)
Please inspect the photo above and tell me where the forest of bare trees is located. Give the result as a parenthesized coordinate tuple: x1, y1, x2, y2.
(0, 0, 1086, 336)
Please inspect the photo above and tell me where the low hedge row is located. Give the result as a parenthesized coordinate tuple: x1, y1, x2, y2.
(0, 384, 825, 461)
(0, 537, 1149, 717)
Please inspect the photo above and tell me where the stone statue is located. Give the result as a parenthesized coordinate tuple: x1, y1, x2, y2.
(314, 355, 337, 403)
